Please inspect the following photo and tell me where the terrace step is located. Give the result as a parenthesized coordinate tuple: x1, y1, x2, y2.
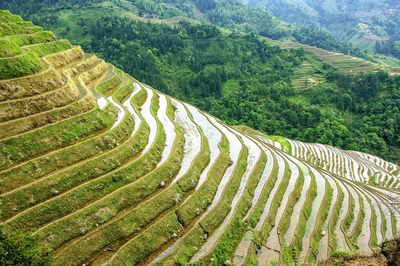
(1, 12, 399, 266)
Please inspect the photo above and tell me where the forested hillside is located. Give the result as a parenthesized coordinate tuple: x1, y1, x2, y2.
(245, 0, 400, 57)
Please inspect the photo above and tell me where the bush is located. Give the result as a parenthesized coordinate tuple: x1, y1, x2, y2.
(330, 250, 353, 263)
(0, 228, 51, 265)
(381, 238, 400, 266)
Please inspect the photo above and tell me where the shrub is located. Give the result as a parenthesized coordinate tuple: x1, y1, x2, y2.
(0, 227, 52, 265)
(381, 238, 400, 266)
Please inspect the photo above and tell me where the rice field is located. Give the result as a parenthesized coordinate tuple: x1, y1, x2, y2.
(291, 61, 326, 90)
(1, 10, 399, 266)
(279, 41, 400, 75)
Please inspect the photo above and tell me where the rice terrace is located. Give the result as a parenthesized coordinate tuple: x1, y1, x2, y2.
(0, 9, 400, 266)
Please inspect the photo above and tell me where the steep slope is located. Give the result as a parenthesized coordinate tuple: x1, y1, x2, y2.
(2, 1, 400, 164)
(0, 10, 399, 266)
(245, 0, 400, 54)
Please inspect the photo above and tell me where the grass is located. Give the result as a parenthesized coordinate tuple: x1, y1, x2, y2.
(0, 76, 136, 194)
(161, 136, 231, 264)
(97, 67, 122, 96)
(278, 168, 305, 237)
(108, 212, 183, 266)
(0, 38, 21, 57)
(11, 31, 55, 46)
(369, 197, 378, 250)
(268, 136, 292, 154)
(0, 84, 96, 139)
(391, 210, 397, 238)
(348, 189, 365, 250)
(0, 106, 114, 174)
(306, 178, 333, 263)
(246, 152, 279, 228)
(369, 176, 378, 187)
(258, 158, 292, 243)
(0, 104, 129, 193)
(2, 94, 160, 231)
(113, 78, 133, 103)
(176, 106, 211, 193)
(175, 136, 230, 226)
(28, 40, 71, 57)
(0, 66, 62, 101)
(1, 10, 398, 265)
(291, 168, 317, 261)
(0, 49, 42, 79)
(205, 151, 268, 265)
(51, 124, 185, 265)
(328, 180, 345, 253)
(341, 186, 355, 237)
(200, 144, 248, 233)
(0, 79, 80, 122)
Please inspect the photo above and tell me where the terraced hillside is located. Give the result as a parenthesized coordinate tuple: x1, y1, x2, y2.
(277, 41, 400, 76)
(291, 60, 326, 91)
(1, 10, 400, 266)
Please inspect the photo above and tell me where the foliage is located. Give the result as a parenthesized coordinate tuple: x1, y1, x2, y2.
(369, 176, 378, 187)
(329, 249, 353, 264)
(381, 237, 400, 266)
(0, 228, 51, 266)
(293, 27, 370, 59)
(247, 0, 400, 56)
(0, 49, 42, 79)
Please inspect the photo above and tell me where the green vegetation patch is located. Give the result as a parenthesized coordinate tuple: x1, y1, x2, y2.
(0, 106, 114, 173)
(0, 49, 42, 79)
(97, 67, 122, 96)
(28, 39, 71, 57)
(0, 38, 22, 57)
(307, 178, 333, 263)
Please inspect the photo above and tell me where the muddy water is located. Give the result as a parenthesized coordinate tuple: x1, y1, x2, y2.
(107, 96, 125, 130)
(141, 87, 157, 154)
(122, 84, 141, 136)
(157, 94, 176, 166)
(317, 173, 338, 261)
(185, 103, 221, 190)
(191, 131, 261, 261)
(335, 180, 351, 251)
(169, 100, 200, 183)
(283, 158, 311, 245)
(298, 166, 326, 264)
(264, 154, 300, 254)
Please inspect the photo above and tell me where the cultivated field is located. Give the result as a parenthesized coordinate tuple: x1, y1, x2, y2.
(1, 11, 399, 265)
(291, 61, 326, 90)
(279, 41, 400, 76)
